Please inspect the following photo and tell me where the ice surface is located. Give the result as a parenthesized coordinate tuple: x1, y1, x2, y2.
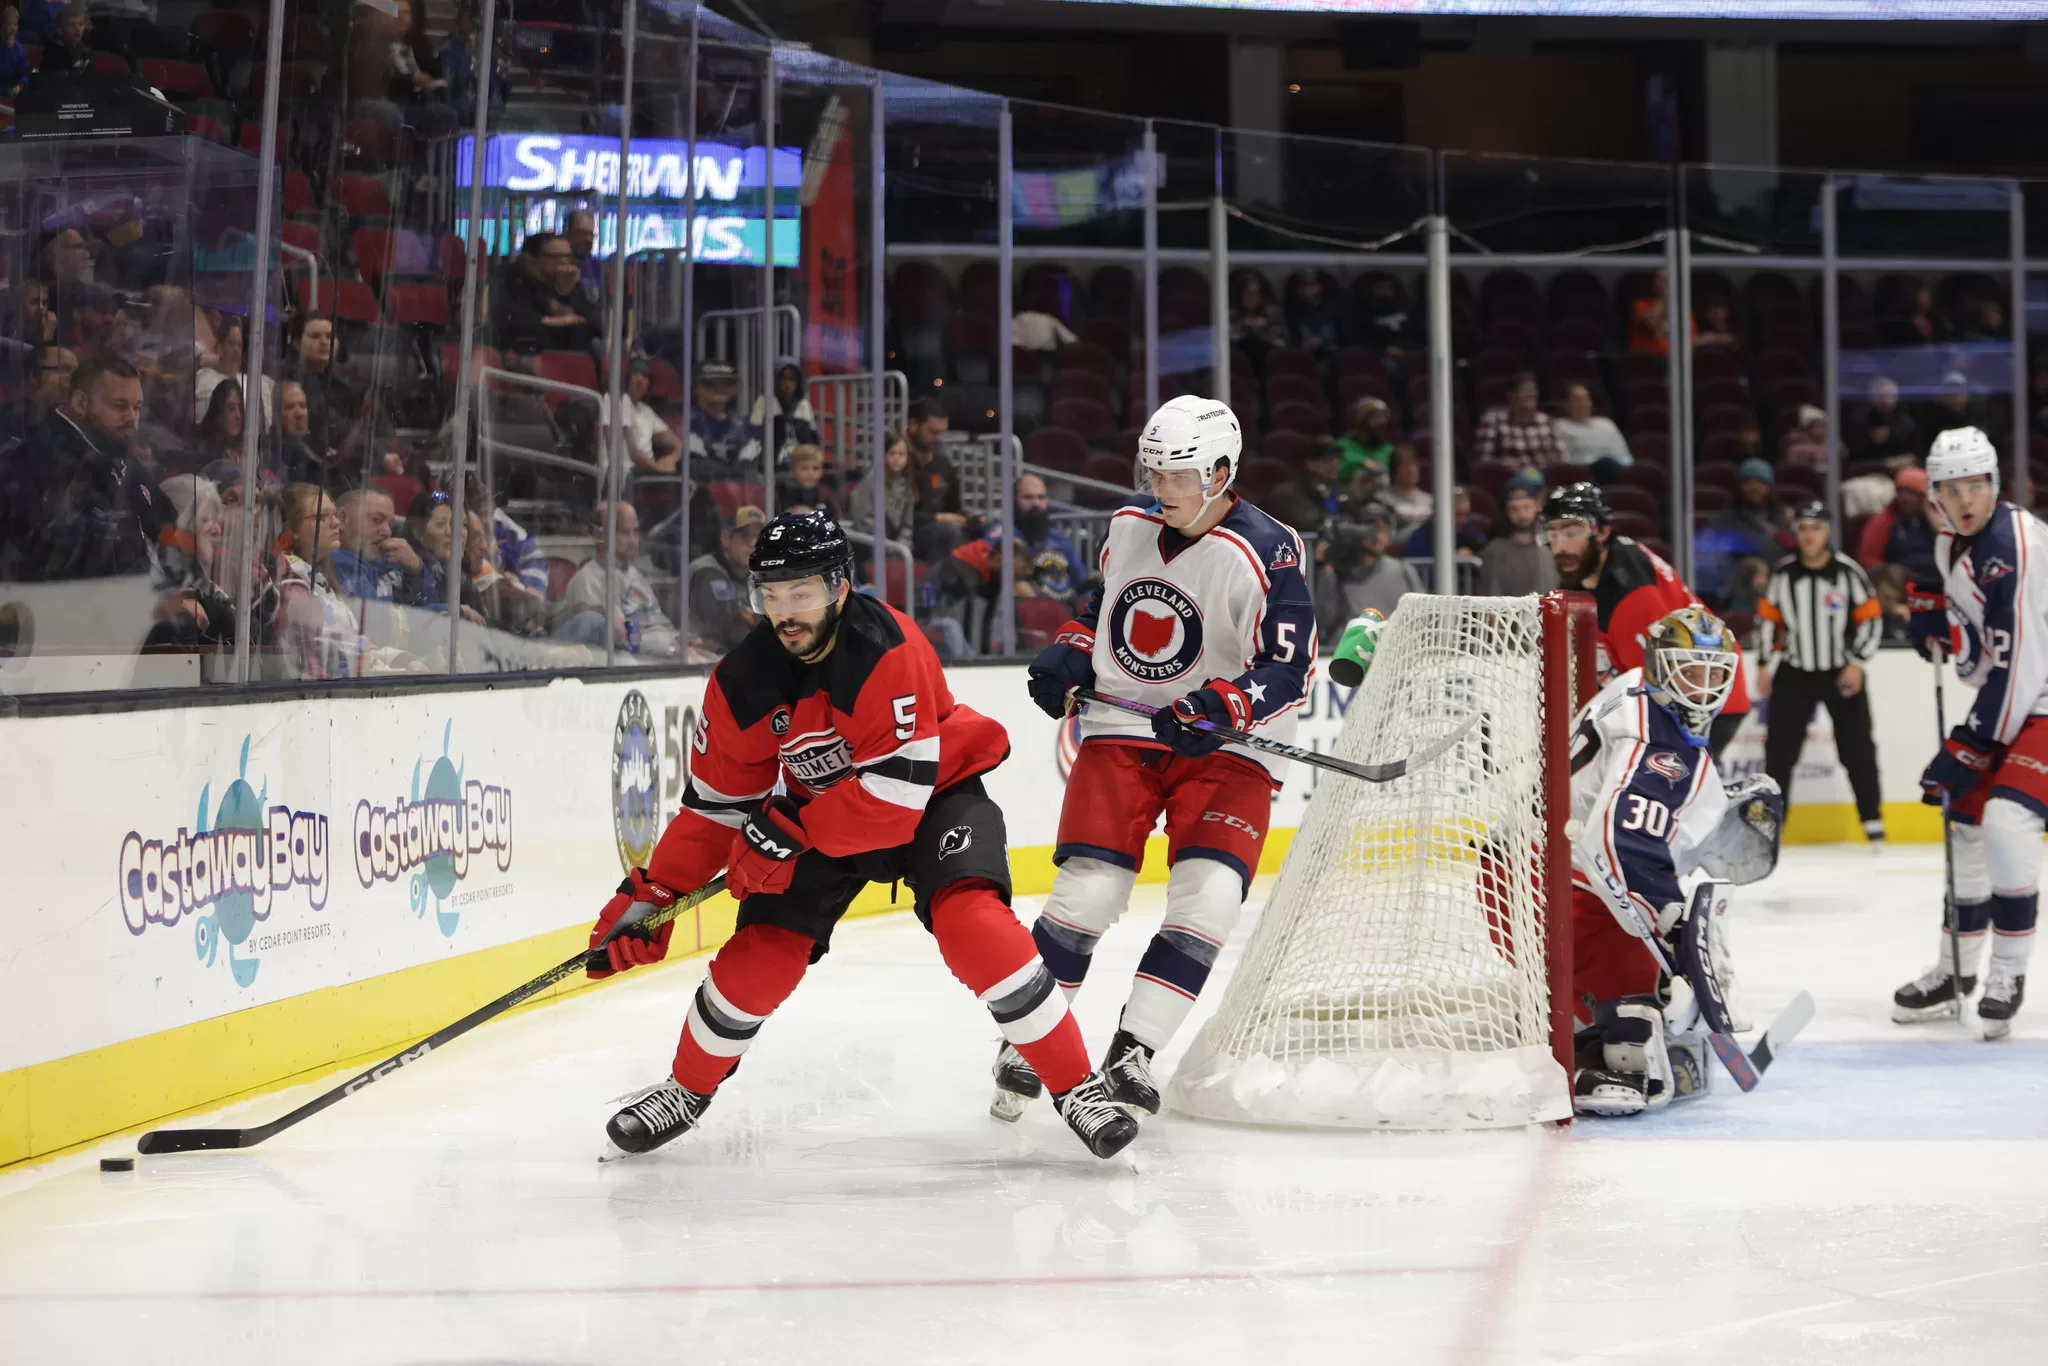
(1, 847, 2044, 1364)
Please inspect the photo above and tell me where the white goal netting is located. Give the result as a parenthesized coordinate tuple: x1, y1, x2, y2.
(1166, 595, 1573, 1129)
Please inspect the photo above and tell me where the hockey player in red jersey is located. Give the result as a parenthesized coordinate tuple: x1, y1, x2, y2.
(1543, 482, 1751, 756)
(589, 510, 1138, 1159)
(996, 394, 1318, 1120)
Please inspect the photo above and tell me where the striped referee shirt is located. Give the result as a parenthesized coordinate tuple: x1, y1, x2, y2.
(1756, 551, 1882, 673)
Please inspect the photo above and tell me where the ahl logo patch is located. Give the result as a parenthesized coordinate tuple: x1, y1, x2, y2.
(770, 706, 792, 736)
(938, 825, 973, 859)
(1644, 750, 1690, 784)
(1107, 577, 1204, 684)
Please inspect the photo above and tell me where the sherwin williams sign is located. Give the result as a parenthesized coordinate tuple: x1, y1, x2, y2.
(455, 135, 803, 265)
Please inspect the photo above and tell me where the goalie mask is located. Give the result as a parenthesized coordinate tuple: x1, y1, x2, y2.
(1642, 606, 1737, 746)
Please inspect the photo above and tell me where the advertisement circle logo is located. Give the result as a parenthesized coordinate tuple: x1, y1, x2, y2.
(1107, 577, 1203, 684)
(613, 690, 660, 871)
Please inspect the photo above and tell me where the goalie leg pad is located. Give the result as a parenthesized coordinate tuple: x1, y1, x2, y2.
(1120, 857, 1244, 1051)
(1032, 856, 1139, 991)
(1572, 996, 1675, 1117)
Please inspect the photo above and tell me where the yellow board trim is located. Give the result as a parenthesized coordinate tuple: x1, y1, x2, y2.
(1, 831, 1300, 1173)
(1783, 800, 1943, 845)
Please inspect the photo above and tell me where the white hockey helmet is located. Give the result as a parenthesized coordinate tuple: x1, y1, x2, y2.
(1136, 394, 1242, 516)
(1927, 426, 2000, 493)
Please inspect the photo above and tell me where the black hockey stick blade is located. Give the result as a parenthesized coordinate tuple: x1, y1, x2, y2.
(137, 877, 729, 1155)
(1074, 688, 1476, 783)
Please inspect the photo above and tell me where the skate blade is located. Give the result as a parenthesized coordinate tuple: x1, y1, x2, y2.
(1891, 1002, 1963, 1025)
(989, 1088, 1032, 1122)
(598, 1141, 637, 1164)
(1981, 1016, 2013, 1041)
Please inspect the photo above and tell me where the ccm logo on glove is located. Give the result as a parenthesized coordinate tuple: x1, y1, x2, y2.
(730, 796, 812, 898)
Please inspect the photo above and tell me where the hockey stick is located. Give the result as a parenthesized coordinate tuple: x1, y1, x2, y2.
(1931, 646, 1967, 1022)
(1612, 882, 1762, 1091)
(1074, 688, 1478, 783)
(136, 877, 730, 1155)
(1706, 990, 1816, 1090)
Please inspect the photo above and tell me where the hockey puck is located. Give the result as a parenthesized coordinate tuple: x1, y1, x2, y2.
(99, 1157, 134, 1172)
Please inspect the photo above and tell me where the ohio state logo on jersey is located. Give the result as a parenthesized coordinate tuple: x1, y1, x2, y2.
(1108, 577, 1204, 683)
(782, 730, 853, 789)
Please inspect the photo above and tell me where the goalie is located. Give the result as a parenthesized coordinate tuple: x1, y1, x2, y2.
(1569, 606, 1784, 1117)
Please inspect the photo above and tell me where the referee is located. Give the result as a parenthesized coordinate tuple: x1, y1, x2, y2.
(1756, 500, 1885, 842)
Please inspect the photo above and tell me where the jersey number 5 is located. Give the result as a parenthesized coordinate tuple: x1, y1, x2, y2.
(892, 695, 917, 741)
(1620, 793, 1671, 838)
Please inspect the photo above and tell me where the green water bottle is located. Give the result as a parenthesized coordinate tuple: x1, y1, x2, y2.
(1328, 608, 1385, 689)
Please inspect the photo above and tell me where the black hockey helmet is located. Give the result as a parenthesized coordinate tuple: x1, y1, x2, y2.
(749, 508, 853, 583)
(1541, 481, 1610, 528)
(747, 508, 855, 624)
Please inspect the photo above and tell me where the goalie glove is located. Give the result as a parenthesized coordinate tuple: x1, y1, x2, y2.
(1694, 774, 1784, 886)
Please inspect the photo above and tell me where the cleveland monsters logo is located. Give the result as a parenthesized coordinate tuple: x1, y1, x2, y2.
(938, 826, 973, 859)
(1107, 577, 1204, 684)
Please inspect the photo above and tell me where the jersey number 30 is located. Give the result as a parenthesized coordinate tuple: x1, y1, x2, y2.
(1619, 793, 1672, 837)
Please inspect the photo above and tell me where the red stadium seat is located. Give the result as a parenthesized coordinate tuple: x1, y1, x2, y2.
(335, 173, 392, 220)
(88, 50, 130, 76)
(388, 283, 452, 329)
(1024, 426, 1088, 475)
(140, 58, 214, 98)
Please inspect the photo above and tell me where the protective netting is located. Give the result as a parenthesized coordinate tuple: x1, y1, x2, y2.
(1167, 595, 1571, 1129)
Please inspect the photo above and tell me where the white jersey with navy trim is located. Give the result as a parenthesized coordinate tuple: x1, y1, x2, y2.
(1936, 501, 2048, 747)
(1569, 671, 1730, 933)
(1076, 495, 1318, 784)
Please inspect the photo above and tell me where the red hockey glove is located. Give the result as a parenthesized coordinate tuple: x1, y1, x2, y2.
(1027, 621, 1096, 720)
(587, 868, 680, 980)
(1920, 727, 1996, 807)
(1904, 581, 1958, 662)
(729, 795, 811, 899)
(1150, 680, 1251, 758)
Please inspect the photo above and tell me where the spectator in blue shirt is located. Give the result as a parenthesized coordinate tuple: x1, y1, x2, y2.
(0, 6, 31, 100)
(330, 486, 418, 602)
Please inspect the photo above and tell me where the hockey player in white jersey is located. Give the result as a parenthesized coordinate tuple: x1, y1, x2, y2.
(1568, 606, 1784, 1116)
(995, 394, 1318, 1119)
(1897, 426, 2047, 1038)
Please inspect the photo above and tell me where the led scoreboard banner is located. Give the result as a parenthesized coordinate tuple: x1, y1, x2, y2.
(1058, 1, 2048, 13)
(455, 134, 804, 265)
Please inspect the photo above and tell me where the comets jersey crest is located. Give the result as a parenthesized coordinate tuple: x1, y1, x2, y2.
(1077, 496, 1317, 784)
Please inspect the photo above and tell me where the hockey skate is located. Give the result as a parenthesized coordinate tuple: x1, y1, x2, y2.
(1052, 1071, 1141, 1158)
(603, 1077, 715, 1158)
(1100, 1029, 1160, 1116)
(1891, 965, 1977, 1023)
(1977, 965, 2026, 1041)
(989, 1041, 1043, 1122)
(1571, 997, 1673, 1119)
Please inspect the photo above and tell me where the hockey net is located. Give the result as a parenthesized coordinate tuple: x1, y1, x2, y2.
(1167, 592, 1597, 1129)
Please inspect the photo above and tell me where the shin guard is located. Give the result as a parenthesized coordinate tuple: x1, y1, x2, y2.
(671, 923, 813, 1093)
(931, 881, 1090, 1093)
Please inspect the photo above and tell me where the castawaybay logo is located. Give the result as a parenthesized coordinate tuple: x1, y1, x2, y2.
(116, 737, 331, 989)
(353, 720, 512, 937)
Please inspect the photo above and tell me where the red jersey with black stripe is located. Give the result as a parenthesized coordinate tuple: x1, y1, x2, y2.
(1589, 536, 1750, 715)
(647, 592, 1010, 892)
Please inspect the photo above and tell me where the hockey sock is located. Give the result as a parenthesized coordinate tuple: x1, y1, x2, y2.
(1033, 857, 1136, 994)
(1951, 898, 1992, 979)
(671, 923, 813, 1093)
(1120, 858, 1241, 1052)
(1989, 893, 2038, 973)
(930, 881, 1090, 1093)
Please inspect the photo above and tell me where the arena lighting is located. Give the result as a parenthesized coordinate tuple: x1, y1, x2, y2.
(1060, 0, 2048, 15)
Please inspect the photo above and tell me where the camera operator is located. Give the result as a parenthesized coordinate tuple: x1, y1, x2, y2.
(1313, 507, 1421, 639)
